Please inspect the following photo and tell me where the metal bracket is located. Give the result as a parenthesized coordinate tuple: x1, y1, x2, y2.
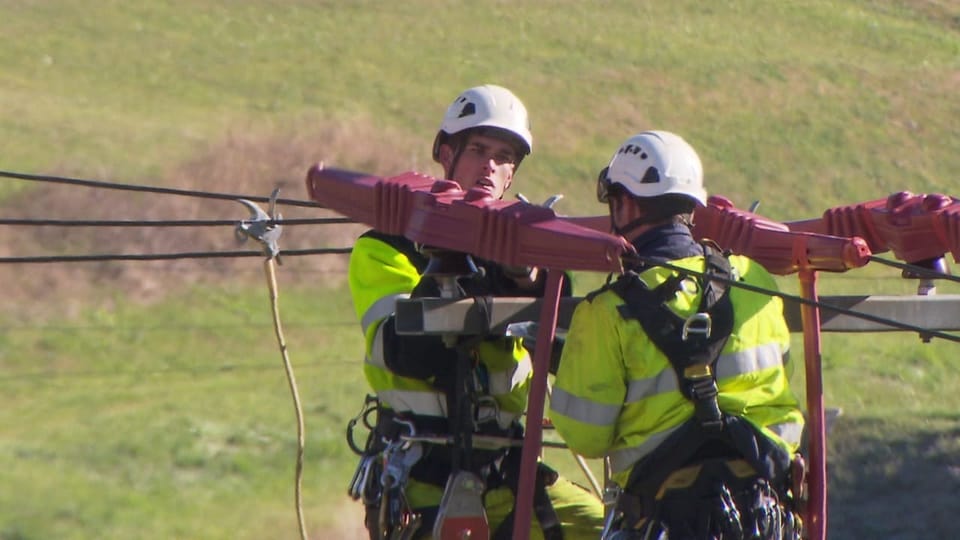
(236, 187, 283, 261)
(516, 192, 564, 209)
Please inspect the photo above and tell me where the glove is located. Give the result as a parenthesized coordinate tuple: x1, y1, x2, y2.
(505, 322, 566, 375)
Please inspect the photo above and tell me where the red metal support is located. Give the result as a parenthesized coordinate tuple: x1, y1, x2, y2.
(799, 268, 827, 540)
(511, 270, 565, 540)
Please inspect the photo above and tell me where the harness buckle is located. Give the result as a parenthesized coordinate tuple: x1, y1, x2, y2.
(474, 395, 500, 427)
(381, 439, 424, 491)
(681, 312, 712, 341)
(599, 484, 625, 539)
(683, 363, 713, 381)
(380, 419, 422, 490)
(683, 363, 724, 432)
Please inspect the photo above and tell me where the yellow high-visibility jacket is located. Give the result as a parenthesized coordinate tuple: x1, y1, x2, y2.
(550, 252, 805, 487)
(348, 229, 531, 430)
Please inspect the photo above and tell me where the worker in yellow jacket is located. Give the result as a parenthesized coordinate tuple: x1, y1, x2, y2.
(550, 131, 806, 540)
(348, 85, 603, 539)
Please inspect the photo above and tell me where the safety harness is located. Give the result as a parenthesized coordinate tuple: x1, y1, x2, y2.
(347, 242, 563, 540)
(348, 383, 563, 540)
(605, 243, 799, 538)
(612, 242, 735, 434)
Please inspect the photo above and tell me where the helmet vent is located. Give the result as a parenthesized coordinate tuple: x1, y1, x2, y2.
(457, 102, 476, 118)
(640, 166, 660, 184)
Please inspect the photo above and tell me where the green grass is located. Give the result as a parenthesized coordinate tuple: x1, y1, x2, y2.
(2, 1, 959, 538)
(1, 281, 367, 539)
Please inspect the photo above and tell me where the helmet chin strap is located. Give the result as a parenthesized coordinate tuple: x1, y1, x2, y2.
(608, 198, 654, 238)
(612, 215, 659, 238)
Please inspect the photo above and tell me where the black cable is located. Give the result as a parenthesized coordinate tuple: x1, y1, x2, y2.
(622, 254, 960, 344)
(0, 169, 328, 209)
(0, 247, 351, 264)
(867, 255, 960, 284)
(0, 217, 355, 227)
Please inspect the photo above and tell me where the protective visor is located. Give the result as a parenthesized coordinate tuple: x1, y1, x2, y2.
(596, 166, 614, 203)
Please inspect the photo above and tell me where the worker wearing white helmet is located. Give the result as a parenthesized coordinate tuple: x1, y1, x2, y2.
(347, 85, 604, 539)
(552, 131, 806, 539)
(432, 84, 532, 168)
(596, 130, 707, 241)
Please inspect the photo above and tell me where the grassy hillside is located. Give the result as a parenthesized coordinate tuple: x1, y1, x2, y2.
(2, 1, 958, 539)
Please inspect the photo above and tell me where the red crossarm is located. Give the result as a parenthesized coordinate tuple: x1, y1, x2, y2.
(561, 197, 873, 275)
(306, 165, 632, 273)
(787, 191, 960, 265)
(693, 196, 872, 274)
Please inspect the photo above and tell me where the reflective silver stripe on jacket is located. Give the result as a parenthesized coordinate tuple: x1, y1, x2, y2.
(377, 387, 520, 428)
(608, 424, 683, 474)
(360, 293, 410, 335)
(487, 351, 532, 397)
(625, 369, 677, 403)
(767, 420, 804, 447)
(378, 389, 447, 417)
(609, 419, 803, 474)
(365, 323, 389, 370)
(550, 387, 621, 427)
(603, 343, 788, 474)
(625, 343, 786, 403)
(714, 342, 784, 381)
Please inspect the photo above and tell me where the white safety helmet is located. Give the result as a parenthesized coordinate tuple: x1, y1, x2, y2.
(597, 130, 707, 206)
(431, 84, 533, 163)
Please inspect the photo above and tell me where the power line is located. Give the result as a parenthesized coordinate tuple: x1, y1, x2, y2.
(3, 169, 957, 342)
(0, 247, 351, 264)
(0, 217, 355, 227)
(0, 169, 333, 210)
(2, 249, 956, 341)
(0, 321, 355, 332)
(622, 253, 960, 344)
(867, 255, 960, 284)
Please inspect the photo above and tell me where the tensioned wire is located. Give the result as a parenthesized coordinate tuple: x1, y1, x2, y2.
(0, 169, 340, 209)
(621, 253, 960, 345)
(3, 168, 958, 341)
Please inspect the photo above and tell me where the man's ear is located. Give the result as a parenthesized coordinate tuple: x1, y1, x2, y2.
(437, 144, 455, 175)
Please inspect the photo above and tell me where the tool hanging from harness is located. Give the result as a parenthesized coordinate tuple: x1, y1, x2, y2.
(604, 242, 801, 540)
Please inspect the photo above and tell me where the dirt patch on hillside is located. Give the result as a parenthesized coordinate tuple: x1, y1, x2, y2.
(1, 117, 432, 322)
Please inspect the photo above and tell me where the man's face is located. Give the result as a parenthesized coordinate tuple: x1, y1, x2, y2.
(439, 133, 518, 199)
